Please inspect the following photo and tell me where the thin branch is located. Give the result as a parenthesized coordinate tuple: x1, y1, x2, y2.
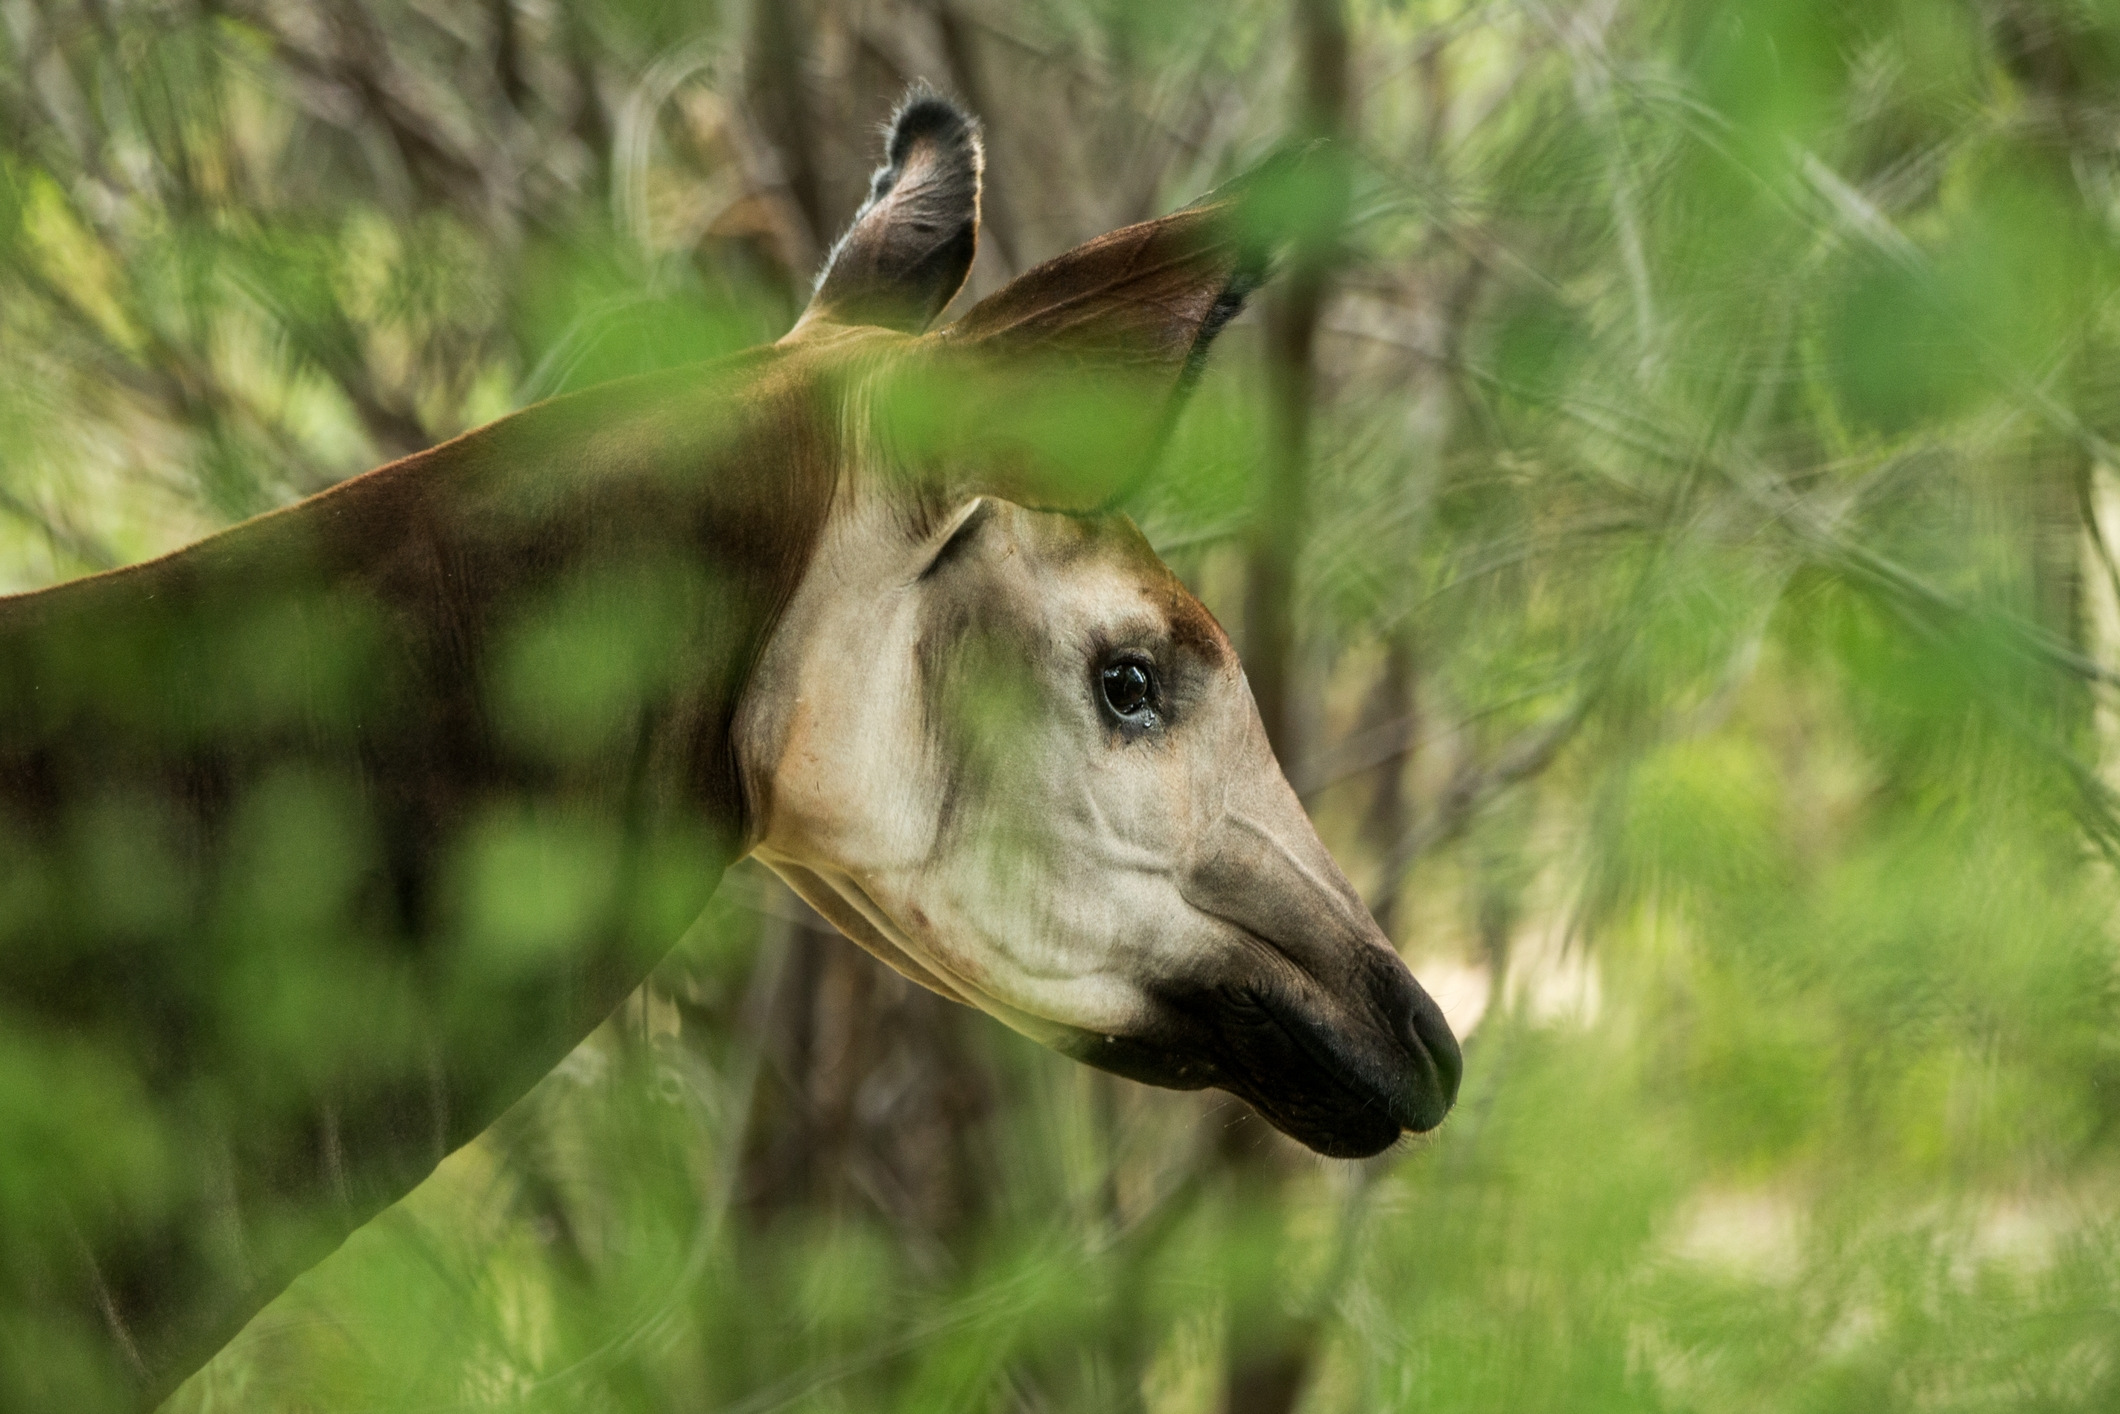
(1372, 691, 1592, 911)
(1296, 674, 1575, 801)
(1450, 353, 2120, 693)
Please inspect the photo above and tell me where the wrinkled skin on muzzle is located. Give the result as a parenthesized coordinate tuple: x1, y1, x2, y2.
(739, 489, 1460, 1158)
(1147, 809, 1461, 1153)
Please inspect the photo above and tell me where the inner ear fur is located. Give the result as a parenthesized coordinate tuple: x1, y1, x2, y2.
(894, 201, 1263, 512)
(796, 90, 983, 336)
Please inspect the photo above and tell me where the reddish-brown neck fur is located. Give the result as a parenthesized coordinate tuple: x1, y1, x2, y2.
(0, 347, 836, 1407)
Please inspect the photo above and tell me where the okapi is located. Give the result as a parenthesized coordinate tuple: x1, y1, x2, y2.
(0, 94, 1459, 1408)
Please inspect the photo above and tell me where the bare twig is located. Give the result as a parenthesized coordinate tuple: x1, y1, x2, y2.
(1370, 691, 1592, 912)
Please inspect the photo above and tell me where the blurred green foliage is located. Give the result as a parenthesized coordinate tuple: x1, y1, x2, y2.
(11, 0, 2120, 1410)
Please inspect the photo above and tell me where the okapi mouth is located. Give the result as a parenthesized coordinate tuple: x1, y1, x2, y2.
(1061, 965, 1462, 1159)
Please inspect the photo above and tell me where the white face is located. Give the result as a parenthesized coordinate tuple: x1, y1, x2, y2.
(735, 466, 1460, 1157)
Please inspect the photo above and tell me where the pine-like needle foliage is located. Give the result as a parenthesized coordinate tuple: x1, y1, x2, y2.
(9, 2, 2120, 1411)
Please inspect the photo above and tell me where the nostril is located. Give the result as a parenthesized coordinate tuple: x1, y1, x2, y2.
(1407, 985, 1463, 1109)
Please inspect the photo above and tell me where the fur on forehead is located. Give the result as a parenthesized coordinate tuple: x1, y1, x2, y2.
(913, 497, 1231, 668)
(823, 338, 1236, 677)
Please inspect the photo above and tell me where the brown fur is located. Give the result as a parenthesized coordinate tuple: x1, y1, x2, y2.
(800, 90, 983, 336)
(0, 347, 837, 1407)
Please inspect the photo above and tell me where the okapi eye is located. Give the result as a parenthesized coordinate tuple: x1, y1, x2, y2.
(1100, 658, 1157, 722)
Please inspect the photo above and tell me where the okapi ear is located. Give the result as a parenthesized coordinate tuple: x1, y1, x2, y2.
(947, 202, 1253, 380)
(906, 201, 1263, 511)
(795, 90, 983, 336)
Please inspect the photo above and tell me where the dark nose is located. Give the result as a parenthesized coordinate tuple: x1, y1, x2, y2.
(1382, 964, 1460, 1131)
(1407, 981, 1462, 1110)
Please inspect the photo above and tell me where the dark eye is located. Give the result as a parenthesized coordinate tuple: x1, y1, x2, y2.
(1100, 658, 1158, 722)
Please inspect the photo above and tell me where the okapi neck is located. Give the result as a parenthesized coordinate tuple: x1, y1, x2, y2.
(0, 349, 836, 1407)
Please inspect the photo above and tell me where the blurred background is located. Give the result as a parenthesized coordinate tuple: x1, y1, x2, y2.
(8, 0, 2120, 1409)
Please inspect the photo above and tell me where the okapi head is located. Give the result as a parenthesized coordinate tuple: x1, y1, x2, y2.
(0, 92, 1454, 1407)
(748, 98, 1460, 1156)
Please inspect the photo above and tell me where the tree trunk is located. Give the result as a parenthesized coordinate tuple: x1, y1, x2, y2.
(1226, 3, 1350, 1412)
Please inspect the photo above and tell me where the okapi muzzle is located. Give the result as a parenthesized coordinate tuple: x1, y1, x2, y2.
(1053, 783, 1461, 1158)
(0, 90, 1456, 1407)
